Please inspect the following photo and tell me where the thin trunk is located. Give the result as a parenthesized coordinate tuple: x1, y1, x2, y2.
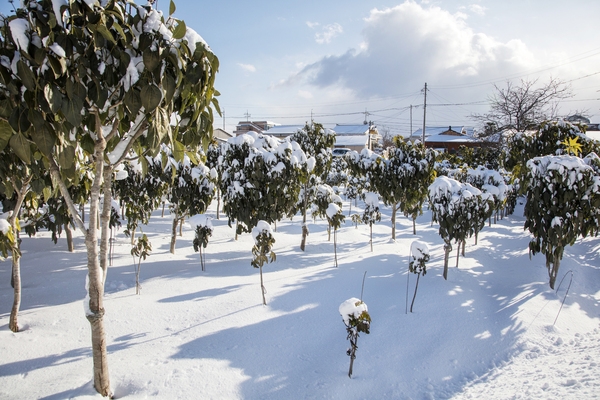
(200, 246, 205, 272)
(161, 202, 166, 217)
(260, 265, 266, 305)
(109, 228, 114, 267)
(456, 244, 460, 268)
(300, 182, 309, 251)
(443, 242, 451, 280)
(170, 215, 179, 254)
(475, 230, 478, 246)
(488, 216, 491, 227)
(216, 187, 221, 220)
(130, 226, 136, 245)
(461, 240, 465, 257)
(370, 223, 373, 252)
(412, 217, 416, 235)
(333, 229, 338, 268)
(135, 259, 141, 295)
(328, 224, 331, 241)
(348, 333, 358, 378)
(348, 200, 352, 216)
(391, 203, 397, 240)
(9, 176, 31, 333)
(410, 272, 421, 313)
(179, 218, 183, 236)
(65, 223, 74, 252)
(549, 253, 561, 290)
(81, 203, 86, 224)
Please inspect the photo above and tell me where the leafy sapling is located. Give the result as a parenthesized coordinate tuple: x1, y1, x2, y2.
(251, 221, 276, 305)
(362, 192, 381, 252)
(339, 298, 371, 378)
(409, 241, 430, 313)
(190, 214, 213, 272)
(326, 203, 345, 267)
(351, 213, 361, 229)
(131, 234, 152, 295)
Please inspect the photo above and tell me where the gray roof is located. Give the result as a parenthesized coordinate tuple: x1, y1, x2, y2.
(333, 124, 370, 135)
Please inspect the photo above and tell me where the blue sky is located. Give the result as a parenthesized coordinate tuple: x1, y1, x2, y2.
(2, 0, 600, 136)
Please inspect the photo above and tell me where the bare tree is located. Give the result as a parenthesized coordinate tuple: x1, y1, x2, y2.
(472, 78, 572, 134)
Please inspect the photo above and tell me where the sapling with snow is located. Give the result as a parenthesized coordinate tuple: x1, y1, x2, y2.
(251, 221, 276, 305)
(190, 214, 213, 272)
(131, 234, 152, 295)
(339, 298, 371, 378)
(362, 192, 381, 252)
(408, 241, 429, 312)
(326, 202, 345, 267)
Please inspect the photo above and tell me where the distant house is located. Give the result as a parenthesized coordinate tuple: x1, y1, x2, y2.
(213, 128, 233, 143)
(333, 124, 379, 152)
(261, 124, 305, 139)
(411, 126, 481, 153)
(233, 120, 279, 136)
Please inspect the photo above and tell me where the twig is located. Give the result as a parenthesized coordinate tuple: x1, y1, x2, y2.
(360, 271, 367, 302)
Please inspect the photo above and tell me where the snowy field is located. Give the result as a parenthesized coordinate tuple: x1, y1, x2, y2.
(1, 198, 599, 399)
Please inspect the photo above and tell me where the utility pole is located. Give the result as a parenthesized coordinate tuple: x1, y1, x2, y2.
(244, 110, 251, 122)
(421, 83, 427, 144)
(410, 105, 413, 140)
(222, 108, 225, 131)
(363, 108, 370, 125)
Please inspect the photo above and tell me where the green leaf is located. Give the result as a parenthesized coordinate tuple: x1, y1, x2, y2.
(141, 84, 162, 112)
(163, 74, 176, 104)
(124, 89, 142, 116)
(0, 120, 13, 153)
(169, 0, 176, 15)
(172, 140, 185, 163)
(9, 133, 31, 164)
(61, 96, 84, 127)
(57, 144, 75, 170)
(17, 60, 36, 91)
(30, 124, 55, 158)
(143, 48, 161, 72)
(172, 20, 187, 40)
(96, 23, 116, 45)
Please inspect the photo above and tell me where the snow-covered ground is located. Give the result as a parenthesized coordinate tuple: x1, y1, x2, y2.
(1, 198, 599, 399)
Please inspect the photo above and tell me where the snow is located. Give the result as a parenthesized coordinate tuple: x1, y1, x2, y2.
(48, 42, 66, 58)
(51, 0, 68, 27)
(0, 218, 9, 235)
(251, 220, 272, 242)
(2, 199, 600, 399)
(8, 19, 29, 52)
(326, 203, 340, 219)
(339, 297, 368, 326)
(188, 214, 212, 229)
(364, 192, 379, 207)
(410, 240, 429, 260)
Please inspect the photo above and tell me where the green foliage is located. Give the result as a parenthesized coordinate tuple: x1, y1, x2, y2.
(251, 230, 276, 269)
(409, 249, 430, 276)
(524, 153, 600, 288)
(346, 309, 371, 335)
(291, 122, 335, 181)
(0, 218, 19, 261)
(193, 224, 213, 251)
(131, 233, 152, 261)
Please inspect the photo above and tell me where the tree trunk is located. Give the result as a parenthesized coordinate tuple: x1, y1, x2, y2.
(200, 246, 205, 272)
(443, 242, 451, 280)
(333, 229, 338, 268)
(456, 244, 460, 268)
(216, 187, 221, 220)
(161, 201, 166, 217)
(65, 223, 74, 252)
(328, 224, 331, 241)
(300, 182, 309, 251)
(410, 272, 421, 313)
(260, 265, 267, 305)
(549, 254, 561, 290)
(179, 218, 183, 236)
(130, 226, 136, 245)
(9, 249, 21, 332)
(461, 240, 465, 257)
(170, 215, 179, 254)
(348, 332, 358, 378)
(475, 230, 478, 246)
(370, 223, 373, 252)
(413, 217, 416, 235)
(135, 259, 141, 295)
(391, 203, 398, 240)
(9, 176, 30, 333)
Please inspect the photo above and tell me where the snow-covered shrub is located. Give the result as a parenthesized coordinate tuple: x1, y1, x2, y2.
(251, 221, 276, 305)
(339, 298, 371, 378)
(524, 153, 600, 288)
(190, 214, 213, 271)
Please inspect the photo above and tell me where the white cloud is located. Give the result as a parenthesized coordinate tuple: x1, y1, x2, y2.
(298, 90, 313, 99)
(468, 4, 486, 16)
(290, 1, 537, 99)
(307, 21, 343, 44)
(238, 63, 257, 73)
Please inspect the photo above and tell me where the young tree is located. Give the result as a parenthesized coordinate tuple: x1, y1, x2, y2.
(190, 214, 212, 271)
(251, 220, 276, 306)
(326, 202, 345, 267)
(362, 192, 381, 252)
(291, 123, 334, 250)
(525, 154, 600, 289)
(0, 1, 219, 395)
(131, 233, 151, 295)
(166, 153, 216, 254)
(408, 240, 429, 313)
(339, 298, 371, 378)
